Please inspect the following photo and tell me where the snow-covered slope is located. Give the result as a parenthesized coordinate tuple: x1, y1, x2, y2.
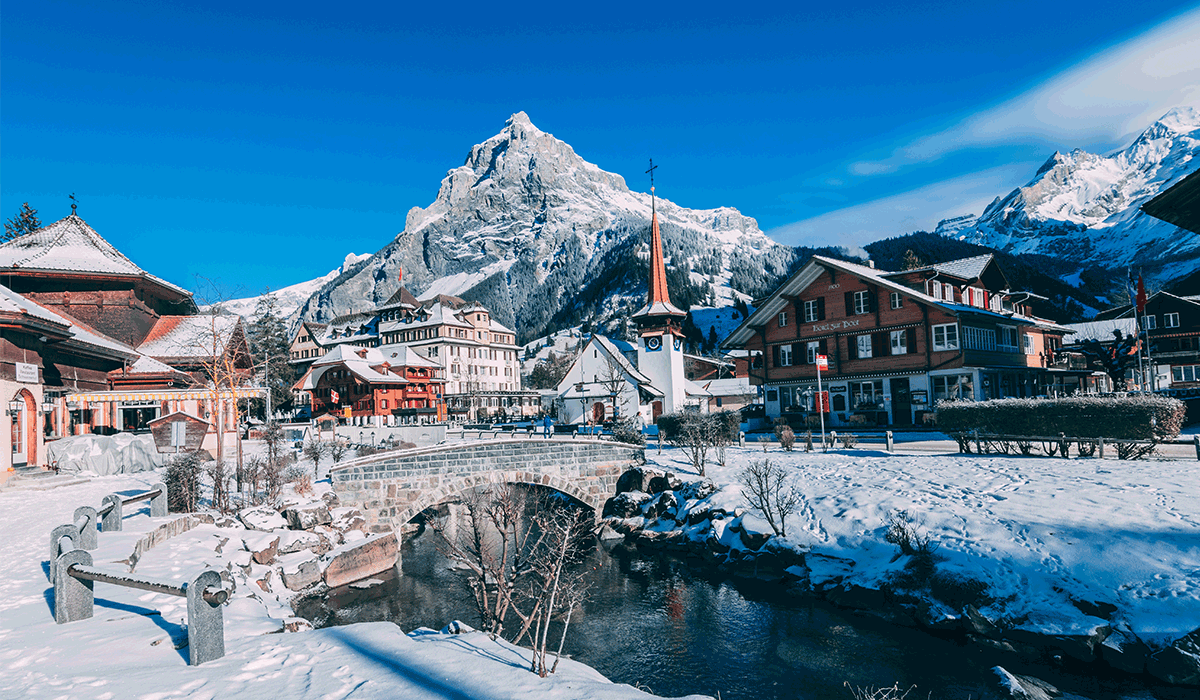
(218, 253, 371, 319)
(945, 107, 1200, 284)
(294, 112, 788, 341)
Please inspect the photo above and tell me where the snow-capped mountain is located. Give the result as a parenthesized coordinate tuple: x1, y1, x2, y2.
(217, 252, 371, 319)
(944, 107, 1200, 283)
(293, 112, 789, 341)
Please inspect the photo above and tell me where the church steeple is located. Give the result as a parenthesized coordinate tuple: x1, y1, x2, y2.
(633, 159, 685, 332)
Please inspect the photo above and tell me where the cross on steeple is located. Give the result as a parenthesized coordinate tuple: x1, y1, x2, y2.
(69, 193, 78, 215)
(645, 159, 658, 199)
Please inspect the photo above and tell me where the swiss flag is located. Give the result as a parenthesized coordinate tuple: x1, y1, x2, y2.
(1136, 274, 1147, 315)
(330, 389, 340, 404)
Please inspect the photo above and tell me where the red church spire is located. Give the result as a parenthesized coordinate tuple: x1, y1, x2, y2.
(633, 159, 685, 328)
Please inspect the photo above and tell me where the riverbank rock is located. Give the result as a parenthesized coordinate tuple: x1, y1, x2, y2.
(604, 491, 650, 518)
(239, 505, 287, 531)
(279, 550, 321, 591)
(284, 502, 332, 530)
(278, 530, 326, 556)
(244, 532, 280, 565)
(993, 666, 1061, 700)
(1147, 627, 1200, 685)
(330, 507, 367, 536)
(322, 531, 399, 589)
(1100, 629, 1150, 674)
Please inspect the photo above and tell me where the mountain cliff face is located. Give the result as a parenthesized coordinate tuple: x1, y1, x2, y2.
(944, 107, 1200, 284)
(293, 112, 787, 341)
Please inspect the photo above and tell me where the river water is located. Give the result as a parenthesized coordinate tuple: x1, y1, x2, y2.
(296, 527, 1181, 700)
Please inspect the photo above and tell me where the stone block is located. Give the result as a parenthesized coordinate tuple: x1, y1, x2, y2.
(279, 551, 322, 591)
(244, 532, 280, 565)
(322, 531, 399, 589)
(239, 505, 287, 531)
(284, 617, 314, 633)
(278, 530, 325, 556)
(284, 502, 332, 530)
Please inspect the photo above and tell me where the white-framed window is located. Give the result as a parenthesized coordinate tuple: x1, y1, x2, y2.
(989, 294, 1003, 312)
(933, 323, 959, 351)
(1172, 365, 1198, 383)
(890, 292, 902, 309)
(963, 326, 996, 351)
(804, 299, 820, 322)
(932, 374, 973, 401)
(779, 344, 793, 366)
(856, 334, 872, 359)
(853, 290, 870, 315)
(1165, 312, 1180, 328)
(890, 330, 907, 355)
(969, 287, 986, 308)
(1143, 315, 1156, 330)
(998, 326, 1018, 352)
(778, 312, 788, 327)
(806, 341, 820, 364)
(1023, 334, 1036, 355)
(930, 280, 942, 300)
(851, 380, 883, 409)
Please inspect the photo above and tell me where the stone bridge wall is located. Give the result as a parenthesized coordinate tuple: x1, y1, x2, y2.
(331, 439, 643, 532)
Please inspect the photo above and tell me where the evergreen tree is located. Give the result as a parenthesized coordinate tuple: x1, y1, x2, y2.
(2, 203, 42, 243)
(247, 293, 294, 417)
(707, 325, 720, 353)
(902, 249, 924, 270)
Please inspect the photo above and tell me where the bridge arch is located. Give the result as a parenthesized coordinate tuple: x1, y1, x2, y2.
(331, 438, 643, 533)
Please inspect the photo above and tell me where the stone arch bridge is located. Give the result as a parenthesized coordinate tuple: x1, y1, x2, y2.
(331, 439, 644, 534)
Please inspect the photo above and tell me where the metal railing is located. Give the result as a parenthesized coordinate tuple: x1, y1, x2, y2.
(48, 483, 227, 665)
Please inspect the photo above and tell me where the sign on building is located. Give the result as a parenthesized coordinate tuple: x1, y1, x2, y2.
(15, 362, 38, 383)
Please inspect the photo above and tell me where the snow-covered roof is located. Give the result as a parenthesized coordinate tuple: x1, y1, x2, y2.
(895, 254, 995, 281)
(1062, 318, 1139, 343)
(0, 285, 139, 360)
(0, 214, 192, 298)
(632, 300, 686, 319)
(124, 354, 180, 374)
(593, 335, 654, 386)
(724, 254, 1069, 346)
(700, 377, 756, 396)
(378, 344, 444, 369)
(683, 378, 712, 398)
(138, 314, 242, 359)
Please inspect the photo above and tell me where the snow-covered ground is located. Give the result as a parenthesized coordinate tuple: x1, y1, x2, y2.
(0, 473, 708, 700)
(641, 445, 1200, 651)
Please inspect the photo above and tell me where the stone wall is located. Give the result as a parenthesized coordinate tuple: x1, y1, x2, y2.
(331, 439, 642, 532)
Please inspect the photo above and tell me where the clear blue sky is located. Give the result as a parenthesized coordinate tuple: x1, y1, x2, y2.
(4, 1, 1199, 301)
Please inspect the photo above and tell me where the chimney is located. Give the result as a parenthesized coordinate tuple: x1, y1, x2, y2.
(867, 260, 875, 269)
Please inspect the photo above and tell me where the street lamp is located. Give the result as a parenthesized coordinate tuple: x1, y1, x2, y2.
(7, 400, 24, 416)
(371, 431, 376, 445)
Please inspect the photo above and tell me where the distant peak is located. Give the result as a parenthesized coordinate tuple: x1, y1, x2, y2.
(1153, 105, 1200, 134)
(1035, 151, 1065, 177)
(507, 111, 537, 129)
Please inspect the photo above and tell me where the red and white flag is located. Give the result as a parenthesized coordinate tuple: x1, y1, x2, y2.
(1136, 273, 1147, 315)
(330, 389, 340, 404)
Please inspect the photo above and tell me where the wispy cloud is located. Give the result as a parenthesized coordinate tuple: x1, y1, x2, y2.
(769, 161, 1039, 247)
(865, 6, 1200, 171)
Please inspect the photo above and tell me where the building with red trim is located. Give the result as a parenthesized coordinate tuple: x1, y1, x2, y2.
(294, 345, 446, 426)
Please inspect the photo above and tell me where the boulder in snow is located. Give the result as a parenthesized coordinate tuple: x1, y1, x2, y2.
(322, 531, 399, 589)
(279, 550, 322, 591)
(992, 666, 1061, 700)
(244, 532, 280, 565)
(239, 505, 287, 531)
(284, 502, 332, 530)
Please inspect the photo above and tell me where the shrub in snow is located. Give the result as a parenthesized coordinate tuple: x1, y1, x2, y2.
(777, 425, 795, 452)
(935, 395, 1185, 454)
(610, 418, 645, 446)
(883, 509, 937, 559)
(844, 683, 916, 700)
(165, 450, 204, 513)
(841, 433, 859, 449)
(330, 439, 349, 463)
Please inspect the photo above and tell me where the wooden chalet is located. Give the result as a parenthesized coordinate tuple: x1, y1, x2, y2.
(723, 254, 1081, 427)
(294, 345, 446, 425)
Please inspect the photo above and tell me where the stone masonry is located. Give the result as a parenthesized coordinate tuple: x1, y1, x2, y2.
(331, 439, 643, 532)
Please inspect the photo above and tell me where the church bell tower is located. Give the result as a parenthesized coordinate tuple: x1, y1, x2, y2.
(632, 160, 687, 417)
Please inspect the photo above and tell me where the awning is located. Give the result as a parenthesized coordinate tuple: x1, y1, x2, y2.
(66, 388, 268, 403)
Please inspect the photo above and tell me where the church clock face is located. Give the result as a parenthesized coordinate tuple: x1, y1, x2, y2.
(646, 336, 662, 351)
(673, 337, 682, 351)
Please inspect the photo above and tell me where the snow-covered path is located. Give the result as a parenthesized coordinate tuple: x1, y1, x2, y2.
(0, 474, 709, 700)
(645, 446, 1200, 646)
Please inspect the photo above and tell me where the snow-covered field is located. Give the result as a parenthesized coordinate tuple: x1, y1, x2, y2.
(643, 445, 1200, 650)
(0, 473, 708, 700)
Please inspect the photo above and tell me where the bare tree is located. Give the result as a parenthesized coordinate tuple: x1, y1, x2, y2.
(671, 413, 719, 476)
(738, 458, 802, 537)
(597, 355, 629, 423)
(431, 485, 591, 676)
(330, 438, 349, 463)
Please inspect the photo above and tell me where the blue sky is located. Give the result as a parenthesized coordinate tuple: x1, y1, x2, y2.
(3, 1, 1199, 301)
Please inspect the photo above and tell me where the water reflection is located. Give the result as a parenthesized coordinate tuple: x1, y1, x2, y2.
(296, 528, 1180, 700)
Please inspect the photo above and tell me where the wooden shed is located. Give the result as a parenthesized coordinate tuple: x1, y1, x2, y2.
(148, 411, 212, 455)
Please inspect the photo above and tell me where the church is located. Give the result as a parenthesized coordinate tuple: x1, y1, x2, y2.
(554, 174, 710, 425)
